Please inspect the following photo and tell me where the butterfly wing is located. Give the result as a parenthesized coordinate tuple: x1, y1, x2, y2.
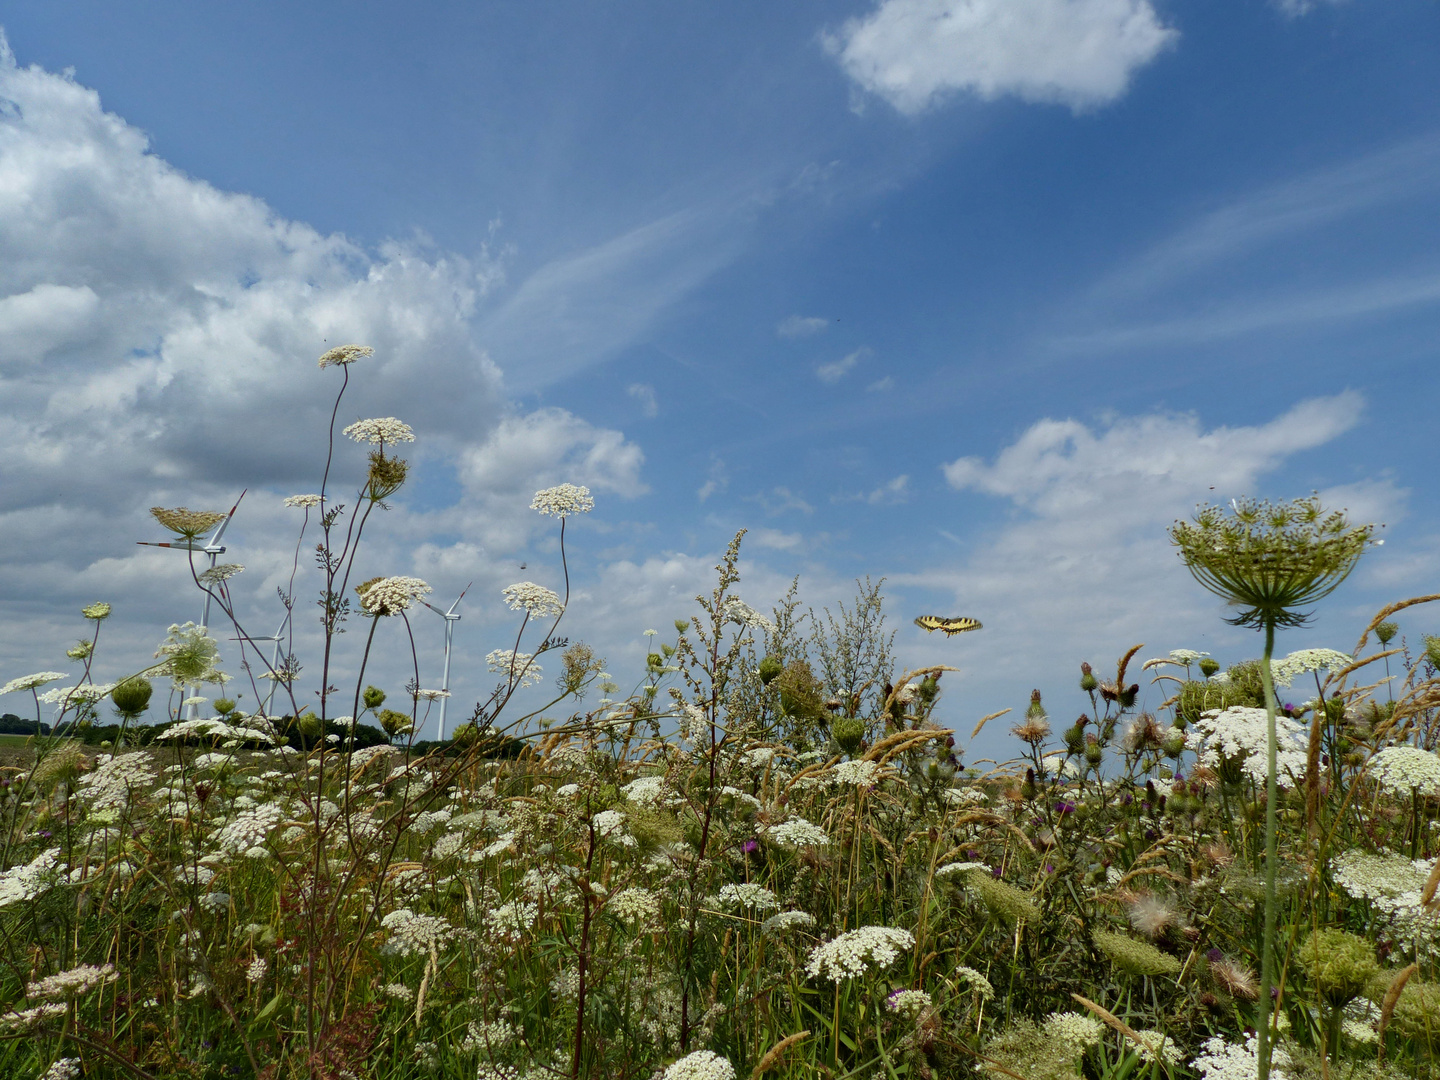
(914, 615, 944, 633)
(939, 617, 982, 637)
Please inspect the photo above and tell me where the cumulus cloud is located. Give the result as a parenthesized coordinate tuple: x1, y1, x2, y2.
(0, 39, 647, 719)
(837, 475, 911, 505)
(905, 392, 1402, 706)
(825, 0, 1177, 114)
(778, 315, 829, 338)
(817, 347, 868, 383)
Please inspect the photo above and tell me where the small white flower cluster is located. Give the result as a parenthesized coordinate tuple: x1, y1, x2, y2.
(609, 887, 661, 923)
(199, 563, 244, 585)
(38, 682, 116, 706)
(761, 911, 816, 936)
(38, 1059, 81, 1080)
(381, 908, 458, 957)
(1129, 1029, 1178, 1063)
(213, 803, 285, 857)
(622, 775, 674, 808)
(246, 958, 268, 983)
(1271, 648, 1351, 687)
(27, 962, 117, 1000)
(77, 752, 156, 812)
(358, 576, 432, 616)
(955, 965, 994, 1000)
(487, 650, 543, 689)
(942, 787, 988, 807)
(935, 861, 990, 879)
(0, 1002, 66, 1031)
(531, 484, 594, 518)
(832, 759, 881, 787)
(1368, 745, 1440, 796)
(662, 1050, 736, 1080)
(0, 849, 63, 909)
(764, 818, 829, 848)
(1190, 1033, 1291, 1080)
(317, 343, 373, 368)
(678, 704, 709, 745)
(502, 581, 565, 618)
(283, 493, 323, 508)
(805, 925, 914, 982)
(384, 982, 414, 1003)
(713, 883, 779, 912)
(590, 809, 632, 845)
(1169, 649, 1208, 665)
(0, 671, 67, 696)
(1330, 849, 1436, 946)
(1194, 707, 1308, 785)
(887, 989, 933, 1018)
(343, 416, 415, 445)
(488, 900, 537, 941)
(723, 598, 774, 633)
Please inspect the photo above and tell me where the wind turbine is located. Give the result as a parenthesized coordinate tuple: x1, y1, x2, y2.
(232, 608, 291, 718)
(138, 490, 246, 718)
(420, 582, 471, 742)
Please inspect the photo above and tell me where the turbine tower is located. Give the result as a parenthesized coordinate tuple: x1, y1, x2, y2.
(139, 490, 246, 718)
(232, 609, 290, 718)
(420, 582, 470, 742)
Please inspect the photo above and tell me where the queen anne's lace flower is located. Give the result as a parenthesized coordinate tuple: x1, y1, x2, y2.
(531, 484, 594, 517)
(487, 650, 543, 688)
(713, 883, 779, 912)
(317, 344, 373, 368)
(1169, 649, 1208, 664)
(39, 1057, 81, 1080)
(502, 581, 565, 618)
(357, 576, 431, 616)
(0, 672, 67, 696)
(28, 963, 117, 1000)
(722, 598, 774, 633)
(343, 417, 415, 444)
(765, 818, 830, 848)
(77, 752, 156, 812)
(1190, 1033, 1290, 1079)
(832, 759, 881, 787)
(1042, 1010, 1104, 1054)
(381, 908, 458, 957)
(761, 911, 816, 935)
(283, 493, 323, 508)
(663, 1050, 736, 1080)
(1272, 648, 1351, 687)
(1369, 746, 1440, 796)
(213, 804, 285, 856)
(608, 887, 660, 922)
(199, 563, 244, 585)
(888, 989, 933, 1018)
(1194, 706, 1308, 785)
(0, 849, 64, 909)
(805, 925, 914, 982)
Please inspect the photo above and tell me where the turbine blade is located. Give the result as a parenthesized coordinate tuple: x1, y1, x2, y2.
(446, 581, 473, 616)
(420, 600, 446, 616)
(207, 488, 247, 547)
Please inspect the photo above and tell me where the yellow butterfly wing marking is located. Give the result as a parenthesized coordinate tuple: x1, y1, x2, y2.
(914, 615, 982, 637)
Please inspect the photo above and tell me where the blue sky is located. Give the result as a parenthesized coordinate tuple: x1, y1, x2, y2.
(0, 1, 1436, 751)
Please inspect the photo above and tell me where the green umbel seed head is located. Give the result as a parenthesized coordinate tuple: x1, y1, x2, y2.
(111, 677, 153, 719)
(832, 716, 865, 755)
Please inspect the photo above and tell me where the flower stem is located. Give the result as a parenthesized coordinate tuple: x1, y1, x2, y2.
(1257, 617, 1280, 1080)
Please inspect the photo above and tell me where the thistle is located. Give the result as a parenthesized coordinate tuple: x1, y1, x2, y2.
(1170, 495, 1373, 1080)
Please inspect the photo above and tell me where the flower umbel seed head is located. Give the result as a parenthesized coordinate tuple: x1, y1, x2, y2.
(1169, 495, 1374, 629)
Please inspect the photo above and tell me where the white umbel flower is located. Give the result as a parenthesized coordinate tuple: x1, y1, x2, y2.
(764, 818, 830, 848)
(1190, 1033, 1291, 1079)
(487, 650, 543, 689)
(0, 672, 67, 696)
(663, 1050, 736, 1080)
(805, 925, 914, 982)
(502, 581, 565, 618)
(1271, 648, 1351, 687)
(27, 963, 116, 1000)
(357, 576, 431, 616)
(1369, 746, 1440, 796)
(531, 484, 594, 517)
(343, 417, 415, 444)
(283, 493, 323, 508)
(1195, 706, 1308, 785)
(317, 344, 373, 368)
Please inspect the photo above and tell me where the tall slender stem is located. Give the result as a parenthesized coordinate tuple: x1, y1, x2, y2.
(1257, 617, 1280, 1080)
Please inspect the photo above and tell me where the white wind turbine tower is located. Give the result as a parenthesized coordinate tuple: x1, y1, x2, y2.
(420, 582, 471, 742)
(232, 609, 290, 718)
(138, 490, 246, 719)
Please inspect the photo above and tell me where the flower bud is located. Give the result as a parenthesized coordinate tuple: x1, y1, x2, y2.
(362, 685, 387, 710)
(297, 711, 324, 740)
(1026, 689, 1047, 720)
(1198, 657, 1220, 678)
(111, 677, 153, 719)
(1119, 683, 1139, 709)
(1079, 662, 1098, 692)
(1375, 620, 1398, 645)
(832, 716, 865, 755)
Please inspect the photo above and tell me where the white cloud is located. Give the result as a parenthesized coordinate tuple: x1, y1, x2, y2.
(817, 347, 868, 383)
(697, 456, 729, 503)
(825, 0, 1177, 114)
(837, 475, 911, 505)
(0, 40, 651, 724)
(866, 376, 895, 392)
(778, 314, 829, 338)
(751, 528, 805, 552)
(748, 486, 815, 516)
(908, 393, 1400, 701)
(627, 382, 659, 417)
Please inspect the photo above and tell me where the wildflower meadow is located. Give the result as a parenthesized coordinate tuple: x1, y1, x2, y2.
(2, 348, 1438, 1080)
